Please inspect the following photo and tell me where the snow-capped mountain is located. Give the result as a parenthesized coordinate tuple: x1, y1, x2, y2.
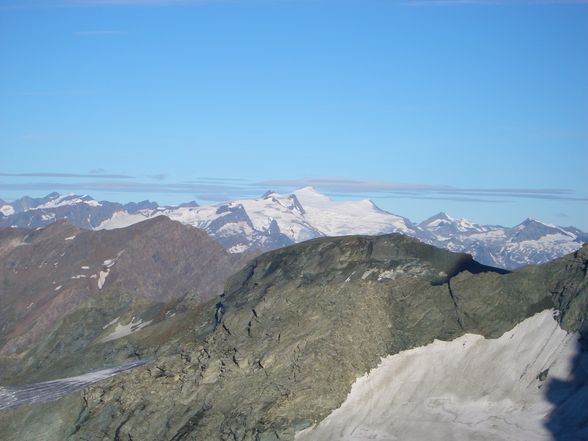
(419, 213, 587, 269)
(97, 187, 419, 253)
(1, 189, 585, 269)
(0, 193, 174, 230)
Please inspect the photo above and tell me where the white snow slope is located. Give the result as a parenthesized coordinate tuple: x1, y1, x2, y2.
(97, 187, 419, 252)
(296, 310, 587, 441)
(98, 187, 415, 237)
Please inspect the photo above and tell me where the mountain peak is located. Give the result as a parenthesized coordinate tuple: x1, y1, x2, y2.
(419, 212, 454, 227)
(435, 212, 454, 221)
(261, 190, 278, 199)
(295, 186, 320, 194)
(293, 186, 330, 200)
(517, 218, 550, 229)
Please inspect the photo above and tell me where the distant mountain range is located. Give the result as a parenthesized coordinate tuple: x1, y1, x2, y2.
(1, 188, 586, 269)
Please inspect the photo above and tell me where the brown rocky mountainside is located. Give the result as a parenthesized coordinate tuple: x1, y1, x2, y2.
(1, 234, 585, 441)
(0, 217, 251, 382)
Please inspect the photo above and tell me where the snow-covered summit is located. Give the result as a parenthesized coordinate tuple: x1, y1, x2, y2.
(0, 193, 125, 229)
(95, 187, 418, 253)
(291, 186, 416, 237)
(417, 213, 586, 269)
(419, 212, 485, 236)
(32, 194, 102, 210)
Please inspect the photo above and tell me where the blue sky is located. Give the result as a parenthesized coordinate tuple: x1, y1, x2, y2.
(1, 0, 587, 229)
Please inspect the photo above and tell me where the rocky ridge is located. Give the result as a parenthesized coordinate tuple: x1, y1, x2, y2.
(1, 235, 585, 440)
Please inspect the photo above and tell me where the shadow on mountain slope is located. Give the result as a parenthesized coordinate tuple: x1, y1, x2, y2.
(545, 338, 588, 440)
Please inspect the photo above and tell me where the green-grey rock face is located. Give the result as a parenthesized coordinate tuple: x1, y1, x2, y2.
(1, 234, 586, 441)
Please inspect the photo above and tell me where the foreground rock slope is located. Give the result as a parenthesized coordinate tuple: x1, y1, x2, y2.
(0, 234, 586, 441)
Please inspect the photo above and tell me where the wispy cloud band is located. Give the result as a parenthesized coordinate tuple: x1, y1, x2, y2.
(256, 177, 588, 203)
(0, 172, 133, 179)
(0, 174, 586, 204)
(74, 30, 126, 36)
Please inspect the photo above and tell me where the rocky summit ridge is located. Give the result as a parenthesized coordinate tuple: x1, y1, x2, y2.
(1, 233, 586, 441)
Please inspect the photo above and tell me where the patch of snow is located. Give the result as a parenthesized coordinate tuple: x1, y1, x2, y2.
(102, 316, 120, 329)
(0, 205, 15, 216)
(103, 250, 124, 269)
(344, 271, 356, 284)
(84, 199, 101, 207)
(97, 211, 151, 230)
(64, 235, 76, 241)
(41, 213, 56, 221)
(54, 285, 62, 291)
(377, 269, 395, 281)
(100, 317, 152, 342)
(296, 310, 580, 441)
(71, 274, 86, 279)
(361, 269, 378, 280)
(228, 244, 248, 253)
(32, 194, 101, 210)
(81, 265, 90, 270)
(97, 270, 109, 289)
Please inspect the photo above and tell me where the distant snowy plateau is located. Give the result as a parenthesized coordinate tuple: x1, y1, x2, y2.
(1, 188, 586, 270)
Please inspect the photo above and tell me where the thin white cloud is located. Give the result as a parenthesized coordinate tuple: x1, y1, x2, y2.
(0, 172, 133, 179)
(256, 177, 588, 202)
(400, 0, 500, 5)
(1, 175, 586, 204)
(65, 0, 205, 5)
(68, 0, 193, 6)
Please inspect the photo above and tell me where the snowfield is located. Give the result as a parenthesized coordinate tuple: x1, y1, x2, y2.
(296, 310, 586, 441)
